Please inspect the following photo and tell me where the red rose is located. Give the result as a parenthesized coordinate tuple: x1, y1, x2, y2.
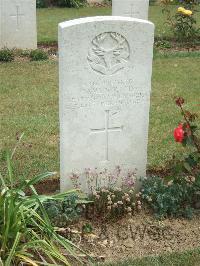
(174, 124, 184, 143)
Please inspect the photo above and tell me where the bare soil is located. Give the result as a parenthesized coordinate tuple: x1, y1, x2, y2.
(66, 211, 200, 263)
(34, 177, 59, 194)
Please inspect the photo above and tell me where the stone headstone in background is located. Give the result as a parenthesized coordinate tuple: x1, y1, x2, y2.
(112, 0, 149, 20)
(0, 0, 37, 49)
(59, 16, 154, 192)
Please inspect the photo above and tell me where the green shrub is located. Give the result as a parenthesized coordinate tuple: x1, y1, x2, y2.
(141, 97, 200, 220)
(36, 0, 48, 7)
(141, 175, 200, 219)
(44, 193, 87, 227)
(155, 40, 172, 49)
(56, 0, 86, 7)
(103, 0, 112, 5)
(36, 0, 86, 8)
(18, 49, 31, 57)
(29, 49, 48, 61)
(0, 48, 14, 62)
(162, 0, 200, 41)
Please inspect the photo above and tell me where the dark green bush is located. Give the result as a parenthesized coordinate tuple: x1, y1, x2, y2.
(57, 0, 86, 7)
(0, 48, 14, 62)
(141, 175, 200, 219)
(155, 40, 172, 49)
(36, 0, 86, 8)
(36, 0, 48, 8)
(29, 49, 48, 61)
(19, 49, 31, 57)
(103, 0, 111, 5)
(43, 193, 85, 226)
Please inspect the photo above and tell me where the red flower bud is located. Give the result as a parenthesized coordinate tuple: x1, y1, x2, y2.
(174, 124, 184, 143)
(175, 97, 184, 107)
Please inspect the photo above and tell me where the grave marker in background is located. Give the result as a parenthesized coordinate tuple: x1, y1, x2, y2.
(59, 16, 154, 192)
(0, 0, 37, 49)
(112, 0, 149, 20)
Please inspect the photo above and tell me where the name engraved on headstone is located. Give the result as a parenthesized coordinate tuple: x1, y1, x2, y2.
(64, 91, 148, 110)
(64, 79, 148, 110)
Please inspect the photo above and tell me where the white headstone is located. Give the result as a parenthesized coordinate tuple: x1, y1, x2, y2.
(0, 0, 37, 49)
(59, 16, 154, 192)
(112, 0, 149, 20)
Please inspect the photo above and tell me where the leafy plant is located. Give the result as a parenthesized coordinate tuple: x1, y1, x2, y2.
(30, 49, 48, 61)
(141, 175, 199, 219)
(173, 97, 200, 173)
(0, 48, 14, 62)
(162, 0, 200, 41)
(19, 49, 31, 57)
(44, 193, 88, 227)
(143, 97, 200, 219)
(103, 0, 112, 5)
(56, 0, 86, 7)
(155, 40, 172, 49)
(0, 146, 89, 265)
(36, 0, 48, 8)
(82, 223, 93, 234)
(36, 0, 86, 8)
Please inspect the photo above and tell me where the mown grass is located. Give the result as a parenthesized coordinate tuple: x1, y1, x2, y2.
(105, 248, 200, 266)
(1, 55, 200, 178)
(37, 7, 110, 43)
(37, 5, 200, 43)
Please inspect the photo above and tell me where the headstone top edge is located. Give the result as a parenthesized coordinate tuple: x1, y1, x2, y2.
(58, 16, 154, 29)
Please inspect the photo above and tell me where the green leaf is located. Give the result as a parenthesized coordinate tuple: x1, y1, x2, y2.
(25, 172, 56, 188)
(6, 151, 13, 187)
(5, 232, 21, 266)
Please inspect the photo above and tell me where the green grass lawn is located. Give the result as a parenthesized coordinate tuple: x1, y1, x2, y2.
(105, 248, 200, 266)
(37, 5, 200, 43)
(1, 55, 200, 178)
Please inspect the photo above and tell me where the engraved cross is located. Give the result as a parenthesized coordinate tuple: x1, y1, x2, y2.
(90, 110, 123, 161)
(10, 6, 25, 30)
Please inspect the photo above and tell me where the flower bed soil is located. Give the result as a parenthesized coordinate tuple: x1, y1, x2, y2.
(7, 42, 200, 64)
(65, 211, 200, 264)
(34, 177, 59, 194)
(33, 179, 200, 263)
(37, 42, 200, 53)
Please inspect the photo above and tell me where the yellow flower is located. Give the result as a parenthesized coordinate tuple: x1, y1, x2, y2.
(183, 9, 193, 16)
(177, 7, 185, 13)
(177, 7, 193, 16)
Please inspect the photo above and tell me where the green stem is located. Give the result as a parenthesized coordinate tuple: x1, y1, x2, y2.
(179, 105, 200, 153)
